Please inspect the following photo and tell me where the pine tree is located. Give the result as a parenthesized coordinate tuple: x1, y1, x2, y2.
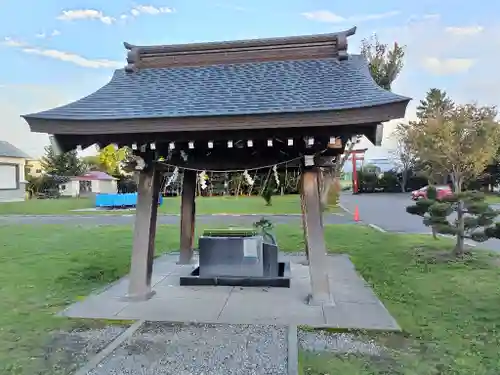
(408, 190, 500, 254)
(416, 88, 455, 120)
(41, 145, 85, 176)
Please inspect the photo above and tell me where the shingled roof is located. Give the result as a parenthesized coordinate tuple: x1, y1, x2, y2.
(0, 140, 30, 158)
(23, 55, 409, 121)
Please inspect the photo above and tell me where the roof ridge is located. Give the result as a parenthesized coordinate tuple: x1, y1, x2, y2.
(124, 27, 357, 72)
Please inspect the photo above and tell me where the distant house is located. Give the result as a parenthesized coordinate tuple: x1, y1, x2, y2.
(59, 171, 118, 198)
(25, 159, 44, 177)
(0, 140, 30, 202)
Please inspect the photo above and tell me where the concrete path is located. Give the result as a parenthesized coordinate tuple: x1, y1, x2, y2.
(64, 252, 399, 374)
(340, 193, 500, 252)
(0, 213, 354, 226)
(62, 253, 399, 331)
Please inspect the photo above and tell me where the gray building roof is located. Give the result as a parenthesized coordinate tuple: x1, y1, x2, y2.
(0, 140, 30, 158)
(24, 55, 410, 121)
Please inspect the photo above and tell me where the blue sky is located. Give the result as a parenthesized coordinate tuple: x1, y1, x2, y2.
(0, 0, 496, 157)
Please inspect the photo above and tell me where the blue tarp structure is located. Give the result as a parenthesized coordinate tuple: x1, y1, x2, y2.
(95, 193, 163, 208)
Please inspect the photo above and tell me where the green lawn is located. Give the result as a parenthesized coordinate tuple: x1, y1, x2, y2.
(1, 223, 499, 374)
(0, 195, 315, 215)
(485, 193, 500, 204)
(302, 229, 500, 375)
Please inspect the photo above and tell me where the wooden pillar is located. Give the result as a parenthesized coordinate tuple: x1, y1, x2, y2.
(302, 168, 332, 306)
(299, 173, 309, 263)
(127, 165, 161, 301)
(352, 152, 359, 194)
(179, 170, 197, 264)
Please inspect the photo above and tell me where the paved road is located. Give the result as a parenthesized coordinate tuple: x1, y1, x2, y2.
(340, 193, 500, 252)
(0, 213, 354, 226)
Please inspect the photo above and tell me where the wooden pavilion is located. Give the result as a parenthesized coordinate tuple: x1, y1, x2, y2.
(22, 27, 410, 305)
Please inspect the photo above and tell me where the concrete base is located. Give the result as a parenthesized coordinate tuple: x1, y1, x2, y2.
(180, 262, 291, 288)
(120, 290, 156, 302)
(60, 253, 400, 331)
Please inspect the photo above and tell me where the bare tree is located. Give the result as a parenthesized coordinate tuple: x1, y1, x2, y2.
(391, 124, 416, 192)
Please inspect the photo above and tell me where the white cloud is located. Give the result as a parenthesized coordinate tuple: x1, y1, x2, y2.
(130, 5, 175, 17)
(302, 10, 344, 23)
(302, 10, 399, 24)
(22, 48, 122, 68)
(3, 38, 122, 69)
(365, 14, 500, 119)
(445, 26, 484, 36)
(35, 29, 61, 39)
(421, 57, 476, 75)
(349, 15, 498, 151)
(3, 36, 26, 47)
(57, 9, 115, 25)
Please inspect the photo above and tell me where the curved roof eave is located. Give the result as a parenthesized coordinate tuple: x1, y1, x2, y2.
(22, 55, 411, 123)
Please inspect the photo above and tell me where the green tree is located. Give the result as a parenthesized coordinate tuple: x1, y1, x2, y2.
(360, 35, 405, 91)
(416, 88, 455, 120)
(81, 155, 103, 171)
(98, 145, 130, 176)
(406, 102, 500, 256)
(41, 145, 85, 176)
(404, 89, 455, 184)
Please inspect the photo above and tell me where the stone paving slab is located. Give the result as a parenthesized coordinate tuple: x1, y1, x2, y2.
(61, 254, 400, 331)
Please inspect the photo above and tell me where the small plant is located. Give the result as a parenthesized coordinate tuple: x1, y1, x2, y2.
(253, 218, 277, 245)
(261, 186, 273, 206)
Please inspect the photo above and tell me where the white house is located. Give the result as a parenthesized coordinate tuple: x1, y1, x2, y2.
(0, 140, 30, 202)
(60, 171, 118, 197)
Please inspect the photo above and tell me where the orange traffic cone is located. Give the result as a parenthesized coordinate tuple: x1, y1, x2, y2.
(354, 205, 360, 222)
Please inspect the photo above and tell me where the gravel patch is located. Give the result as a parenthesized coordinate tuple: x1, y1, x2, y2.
(298, 329, 384, 356)
(40, 325, 128, 374)
(89, 322, 288, 375)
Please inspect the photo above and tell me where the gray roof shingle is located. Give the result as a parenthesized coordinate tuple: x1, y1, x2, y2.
(24, 55, 410, 121)
(0, 141, 30, 158)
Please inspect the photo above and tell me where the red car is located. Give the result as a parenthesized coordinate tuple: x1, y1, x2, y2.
(411, 185, 453, 200)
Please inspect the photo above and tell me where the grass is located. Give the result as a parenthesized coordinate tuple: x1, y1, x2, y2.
(484, 192, 500, 204)
(301, 228, 500, 375)
(2, 223, 499, 374)
(0, 194, 332, 216)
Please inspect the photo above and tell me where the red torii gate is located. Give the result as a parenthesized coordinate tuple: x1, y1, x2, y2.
(350, 148, 367, 194)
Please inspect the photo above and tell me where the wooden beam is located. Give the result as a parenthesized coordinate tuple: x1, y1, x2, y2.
(127, 166, 161, 301)
(179, 170, 197, 264)
(302, 168, 332, 305)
